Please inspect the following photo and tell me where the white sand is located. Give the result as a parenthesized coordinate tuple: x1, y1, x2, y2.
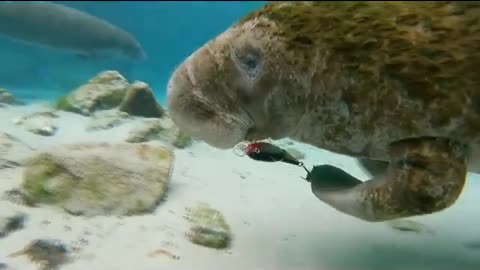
(0, 103, 479, 270)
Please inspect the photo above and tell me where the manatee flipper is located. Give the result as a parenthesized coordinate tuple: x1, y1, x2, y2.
(309, 138, 467, 222)
(306, 164, 363, 190)
(357, 158, 389, 177)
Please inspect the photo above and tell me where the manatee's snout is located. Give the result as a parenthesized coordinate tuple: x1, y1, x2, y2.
(133, 48, 147, 61)
(122, 43, 147, 62)
(167, 46, 255, 149)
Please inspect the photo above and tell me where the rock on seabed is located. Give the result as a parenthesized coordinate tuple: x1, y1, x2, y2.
(21, 143, 173, 216)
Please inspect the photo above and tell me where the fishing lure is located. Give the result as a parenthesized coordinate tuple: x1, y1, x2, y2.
(235, 141, 353, 185)
(235, 141, 310, 174)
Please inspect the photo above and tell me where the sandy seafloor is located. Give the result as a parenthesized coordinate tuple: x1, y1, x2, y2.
(0, 102, 479, 270)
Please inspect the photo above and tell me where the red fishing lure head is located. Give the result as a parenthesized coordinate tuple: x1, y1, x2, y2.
(244, 143, 261, 156)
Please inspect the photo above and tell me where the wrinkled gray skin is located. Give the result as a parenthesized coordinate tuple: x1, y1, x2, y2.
(167, 10, 475, 222)
(0, 1, 145, 61)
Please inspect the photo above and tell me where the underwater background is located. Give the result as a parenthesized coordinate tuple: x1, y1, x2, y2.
(0, 1, 266, 104)
(0, 2, 480, 270)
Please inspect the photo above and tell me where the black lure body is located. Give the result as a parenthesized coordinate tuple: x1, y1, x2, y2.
(244, 142, 303, 166)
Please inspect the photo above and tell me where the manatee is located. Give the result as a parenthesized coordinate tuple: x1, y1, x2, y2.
(0, 1, 145, 61)
(167, 1, 480, 222)
(464, 240, 480, 250)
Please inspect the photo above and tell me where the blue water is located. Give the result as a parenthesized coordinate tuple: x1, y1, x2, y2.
(0, 1, 266, 104)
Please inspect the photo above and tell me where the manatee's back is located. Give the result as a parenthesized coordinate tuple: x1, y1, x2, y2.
(244, 1, 480, 141)
(244, 1, 480, 99)
(0, 1, 134, 52)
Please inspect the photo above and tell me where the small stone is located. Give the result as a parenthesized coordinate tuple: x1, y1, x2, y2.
(86, 109, 131, 131)
(12, 110, 58, 125)
(13, 111, 58, 137)
(118, 81, 164, 118)
(126, 119, 163, 143)
(55, 70, 129, 115)
(126, 118, 192, 148)
(41, 220, 51, 226)
(36, 125, 57, 136)
(0, 257, 7, 270)
(0, 212, 26, 238)
(9, 239, 71, 270)
(185, 202, 232, 249)
(2, 189, 35, 206)
(0, 89, 14, 104)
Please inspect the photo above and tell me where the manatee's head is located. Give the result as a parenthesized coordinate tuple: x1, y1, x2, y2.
(120, 39, 147, 62)
(105, 29, 146, 62)
(167, 3, 316, 149)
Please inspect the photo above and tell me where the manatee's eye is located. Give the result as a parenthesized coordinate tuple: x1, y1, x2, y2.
(235, 46, 263, 79)
(241, 53, 258, 70)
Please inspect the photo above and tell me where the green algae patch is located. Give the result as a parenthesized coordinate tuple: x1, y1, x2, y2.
(21, 143, 173, 217)
(22, 155, 77, 205)
(173, 130, 192, 149)
(54, 95, 76, 112)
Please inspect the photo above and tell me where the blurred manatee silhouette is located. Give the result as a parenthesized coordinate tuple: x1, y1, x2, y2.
(464, 240, 480, 250)
(0, 1, 146, 61)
